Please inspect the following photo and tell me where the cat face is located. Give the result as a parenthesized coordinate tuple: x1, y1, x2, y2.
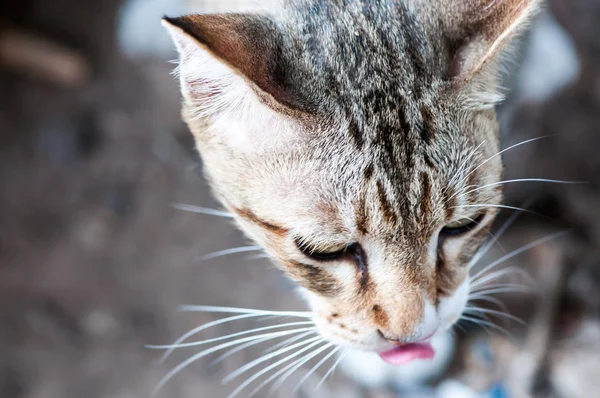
(164, 0, 538, 355)
(196, 105, 501, 352)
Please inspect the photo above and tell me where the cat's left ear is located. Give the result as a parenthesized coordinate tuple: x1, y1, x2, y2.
(443, 0, 542, 107)
(162, 14, 303, 118)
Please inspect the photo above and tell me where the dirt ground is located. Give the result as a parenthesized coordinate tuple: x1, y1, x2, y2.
(1, 1, 600, 398)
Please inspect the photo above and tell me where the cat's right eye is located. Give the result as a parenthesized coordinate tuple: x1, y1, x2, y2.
(295, 239, 349, 261)
(440, 214, 485, 238)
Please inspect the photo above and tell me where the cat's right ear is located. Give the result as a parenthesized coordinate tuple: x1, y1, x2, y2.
(162, 14, 301, 119)
(441, 0, 542, 107)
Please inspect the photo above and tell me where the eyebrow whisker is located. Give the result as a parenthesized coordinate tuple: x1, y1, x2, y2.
(199, 245, 262, 261)
(171, 203, 234, 218)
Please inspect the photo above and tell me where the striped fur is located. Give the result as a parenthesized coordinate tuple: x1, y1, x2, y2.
(164, 0, 540, 353)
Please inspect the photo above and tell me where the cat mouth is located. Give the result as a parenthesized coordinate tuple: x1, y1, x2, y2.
(377, 342, 435, 365)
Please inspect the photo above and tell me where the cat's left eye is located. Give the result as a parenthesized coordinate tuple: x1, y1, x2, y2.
(295, 240, 349, 261)
(440, 214, 485, 237)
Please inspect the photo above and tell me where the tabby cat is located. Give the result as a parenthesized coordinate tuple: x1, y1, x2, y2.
(162, 0, 539, 375)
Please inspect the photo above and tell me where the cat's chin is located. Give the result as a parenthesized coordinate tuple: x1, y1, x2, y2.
(339, 330, 456, 389)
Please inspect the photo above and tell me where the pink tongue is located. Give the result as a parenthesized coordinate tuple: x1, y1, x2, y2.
(378, 343, 435, 366)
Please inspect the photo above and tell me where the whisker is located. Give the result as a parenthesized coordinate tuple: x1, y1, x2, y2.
(470, 230, 569, 282)
(152, 328, 315, 395)
(469, 286, 535, 296)
(315, 349, 348, 391)
(467, 208, 524, 270)
(292, 346, 340, 394)
(261, 330, 317, 355)
(468, 295, 509, 314)
(460, 315, 515, 340)
(471, 282, 535, 293)
(178, 305, 312, 318)
(245, 352, 310, 398)
(460, 315, 492, 335)
(158, 307, 312, 361)
(248, 343, 335, 397)
(454, 204, 545, 218)
(448, 140, 487, 188)
(223, 336, 323, 383)
(269, 343, 336, 395)
(454, 322, 467, 333)
(171, 203, 233, 218)
(463, 215, 506, 254)
(209, 332, 314, 368)
(199, 246, 262, 261)
(158, 313, 273, 362)
(148, 321, 315, 350)
(464, 306, 527, 326)
(226, 338, 327, 398)
(470, 266, 533, 289)
(457, 136, 551, 189)
(463, 178, 585, 197)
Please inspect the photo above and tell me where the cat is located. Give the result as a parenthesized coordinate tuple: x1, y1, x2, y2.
(161, 0, 540, 388)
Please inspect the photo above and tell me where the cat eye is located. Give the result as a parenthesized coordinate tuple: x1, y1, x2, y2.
(440, 213, 485, 237)
(295, 239, 349, 261)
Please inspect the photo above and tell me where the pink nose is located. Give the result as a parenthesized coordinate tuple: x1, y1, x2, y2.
(378, 329, 438, 345)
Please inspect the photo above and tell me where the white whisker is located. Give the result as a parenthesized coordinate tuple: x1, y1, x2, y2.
(470, 266, 533, 289)
(199, 246, 262, 261)
(454, 204, 543, 217)
(210, 332, 313, 368)
(148, 322, 315, 350)
(248, 343, 335, 397)
(292, 345, 340, 394)
(448, 140, 487, 188)
(457, 136, 551, 189)
(159, 313, 271, 362)
(152, 328, 315, 395)
(463, 178, 585, 197)
(471, 282, 535, 292)
(467, 208, 523, 270)
(454, 322, 467, 333)
(223, 336, 323, 383)
(463, 215, 506, 254)
(158, 307, 311, 361)
(171, 203, 233, 218)
(178, 305, 312, 318)
(226, 338, 327, 398)
(468, 295, 509, 313)
(470, 230, 569, 282)
(469, 287, 534, 297)
(315, 349, 348, 391)
(261, 330, 317, 355)
(464, 306, 526, 326)
(460, 315, 515, 340)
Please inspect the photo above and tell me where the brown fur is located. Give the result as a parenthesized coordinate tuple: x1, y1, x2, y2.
(164, 0, 539, 349)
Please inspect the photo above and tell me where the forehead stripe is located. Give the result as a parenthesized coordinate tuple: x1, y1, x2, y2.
(419, 105, 436, 145)
(419, 172, 433, 220)
(376, 180, 398, 227)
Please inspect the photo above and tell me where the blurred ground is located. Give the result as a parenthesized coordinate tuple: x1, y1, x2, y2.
(0, 1, 599, 398)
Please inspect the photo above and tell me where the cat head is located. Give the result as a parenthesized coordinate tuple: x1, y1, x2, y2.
(163, 0, 539, 353)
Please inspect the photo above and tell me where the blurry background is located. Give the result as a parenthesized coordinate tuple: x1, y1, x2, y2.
(0, 0, 599, 397)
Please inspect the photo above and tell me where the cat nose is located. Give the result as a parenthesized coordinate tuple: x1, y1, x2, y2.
(377, 329, 409, 345)
(377, 329, 437, 345)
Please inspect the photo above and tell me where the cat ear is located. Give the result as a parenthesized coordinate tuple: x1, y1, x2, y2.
(162, 14, 297, 118)
(443, 0, 541, 106)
